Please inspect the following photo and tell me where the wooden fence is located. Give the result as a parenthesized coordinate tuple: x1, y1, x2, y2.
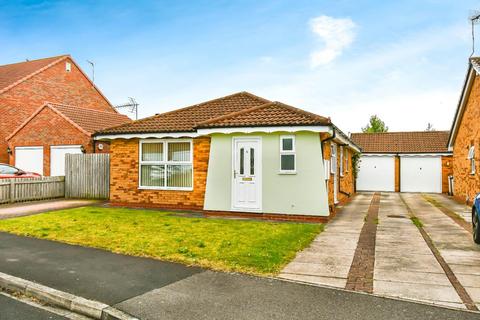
(65, 153, 110, 199)
(0, 176, 65, 204)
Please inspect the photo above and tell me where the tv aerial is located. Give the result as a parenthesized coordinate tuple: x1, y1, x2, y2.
(114, 97, 139, 120)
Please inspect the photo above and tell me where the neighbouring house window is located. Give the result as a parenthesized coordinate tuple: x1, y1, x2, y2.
(330, 144, 337, 174)
(324, 160, 330, 180)
(280, 135, 296, 173)
(468, 145, 475, 175)
(340, 147, 344, 177)
(139, 140, 193, 190)
(345, 149, 349, 172)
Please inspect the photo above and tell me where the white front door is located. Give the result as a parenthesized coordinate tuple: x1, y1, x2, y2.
(15, 146, 44, 175)
(50, 145, 83, 176)
(232, 137, 261, 211)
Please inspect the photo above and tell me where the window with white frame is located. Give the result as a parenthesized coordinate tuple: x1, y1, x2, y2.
(330, 143, 337, 174)
(280, 135, 296, 173)
(340, 147, 344, 177)
(468, 145, 475, 175)
(345, 149, 349, 172)
(139, 140, 193, 190)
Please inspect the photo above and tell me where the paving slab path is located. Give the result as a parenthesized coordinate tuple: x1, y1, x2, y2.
(0, 199, 100, 220)
(280, 192, 480, 312)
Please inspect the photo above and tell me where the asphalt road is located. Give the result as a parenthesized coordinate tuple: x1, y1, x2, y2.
(0, 232, 479, 320)
(0, 294, 66, 320)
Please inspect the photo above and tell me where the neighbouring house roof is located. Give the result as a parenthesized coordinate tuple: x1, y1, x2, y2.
(448, 57, 480, 148)
(351, 131, 451, 154)
(0, 55, 69, 94)
(6, 102, 131, 140)
(96, 92, 332, 135)
(0, 55, 116, 112)
(196, 101, 331, 128)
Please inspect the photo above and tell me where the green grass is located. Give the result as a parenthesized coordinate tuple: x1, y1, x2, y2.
(410, 216, 423, 228)
(0, 207, 323, 275)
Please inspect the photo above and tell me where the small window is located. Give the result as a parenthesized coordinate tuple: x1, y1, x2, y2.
(65, 62, 71, 72)
(280, 135, 296, 173)
(340, 147, 344, 177)
(469, 146, 475, 175)
(330, 144, 337, 174)
(345, 149, 349, 172)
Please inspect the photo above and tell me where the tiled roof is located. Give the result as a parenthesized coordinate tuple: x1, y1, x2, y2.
(0, 55, 68, 93)
(96, 92, 332, 135)
(350, 131, 450, 153)
(196, 102, 331, 128)
(96, 92, 270, 134)
(49, 103, 131, 134)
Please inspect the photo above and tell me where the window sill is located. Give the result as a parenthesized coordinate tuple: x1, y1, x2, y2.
(279, 171, 297, 175)
(138, 186, 193, 191)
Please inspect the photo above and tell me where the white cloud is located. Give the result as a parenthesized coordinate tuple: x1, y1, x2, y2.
(309, 15, 356, 67)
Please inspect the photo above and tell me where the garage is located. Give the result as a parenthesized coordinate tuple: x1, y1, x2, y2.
(15, 146, 44, 175)
(351, 131, 452, 194)
(400, 156, 442, 193)
(50, 145, 83, 176)
(356, 155, 395, 192)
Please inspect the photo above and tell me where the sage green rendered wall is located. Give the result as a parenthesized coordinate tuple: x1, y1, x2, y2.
(203, 132, 329, 216)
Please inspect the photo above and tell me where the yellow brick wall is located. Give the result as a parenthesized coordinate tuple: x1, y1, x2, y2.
(109, 137, 211, 209)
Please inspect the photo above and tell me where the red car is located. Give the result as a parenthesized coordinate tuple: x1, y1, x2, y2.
(0, 163, 41, 179)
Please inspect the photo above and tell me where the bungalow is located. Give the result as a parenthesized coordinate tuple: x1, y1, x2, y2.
(447, 57, 480, 204)
(351, 131, 452, 193)
(94, 92, 360, 221)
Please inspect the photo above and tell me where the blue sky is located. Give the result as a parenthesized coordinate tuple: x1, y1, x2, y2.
(0, 0, 478, 132)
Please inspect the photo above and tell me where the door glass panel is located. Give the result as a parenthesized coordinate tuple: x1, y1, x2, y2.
(250, 148, 255, 175)
(240, 147, 244, 175)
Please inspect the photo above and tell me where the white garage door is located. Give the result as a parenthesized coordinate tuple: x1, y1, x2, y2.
(400, 156, 441, 193)
(15, 146, 44, 175)
(50, 145, 83, 176)
(356, 156, 395, 192)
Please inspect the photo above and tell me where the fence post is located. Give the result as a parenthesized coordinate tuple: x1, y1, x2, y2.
(9, 179, 15, 203)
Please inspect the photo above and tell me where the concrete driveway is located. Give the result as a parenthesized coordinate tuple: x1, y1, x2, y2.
(280, 192, 480, 311)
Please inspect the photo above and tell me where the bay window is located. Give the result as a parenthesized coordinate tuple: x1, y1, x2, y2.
(139, 140, 193, 190)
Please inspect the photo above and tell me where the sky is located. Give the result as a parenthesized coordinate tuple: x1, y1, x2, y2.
(0, 0, 478, 133)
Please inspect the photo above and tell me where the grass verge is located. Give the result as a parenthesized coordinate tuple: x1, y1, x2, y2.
(0, 207, 323, 275)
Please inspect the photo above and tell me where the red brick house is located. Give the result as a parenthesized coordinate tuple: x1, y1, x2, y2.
(94, 92, 360, 221)
(448, 57, 480, 204)
(0, 55, 131, 175)
(352, 131, 453, 194)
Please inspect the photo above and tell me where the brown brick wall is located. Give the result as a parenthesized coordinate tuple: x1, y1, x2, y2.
(452, 74, 480, 203)
(321, 135, 355, 212)
(0, 57, 115, 163)
(442, 156, 453, 194)
(109, 137, 211, 209)
(7, 107, 91, 176)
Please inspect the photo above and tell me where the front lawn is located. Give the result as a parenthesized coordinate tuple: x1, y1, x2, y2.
(0, 207, 322, 275)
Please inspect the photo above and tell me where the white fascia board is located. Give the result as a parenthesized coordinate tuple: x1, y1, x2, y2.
(398, 153, 452, 157)
(94, 132, 199, 140)
(197, 125, 331, 135)
(448, 66, 475, 148)
(360, 153, 397, 157)
(362, 153, 452, 157)
(332, 133, 361, 153)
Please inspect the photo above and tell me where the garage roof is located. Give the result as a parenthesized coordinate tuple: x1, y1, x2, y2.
(351, 131, 451, 154)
